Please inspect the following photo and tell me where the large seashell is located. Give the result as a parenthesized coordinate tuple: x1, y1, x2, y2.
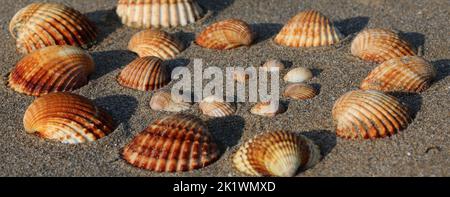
(116, 0, 205, 28)
(195, 19, 254, 50)
(261, 59, 285, 72)
(122, 114, 219, 172)
(351, 28, 416, 63)
(232, 131, 321, 177)
(360, 56, 436, 93)
(199, 96, 235, 117)
(9, 3, 97, 54)
(8, 45, 95, 96)
(117, 56, 171, 91)
(128, 29, 184, 60)
(283, 83, 317, 100)
(250, 100, 286, 117)
(284, 67, 313, 83)
(332, 90, 411, 139)
(150, 90, 191, 112)
(274, 10, 343, 48)
(23, 92, 116, 144)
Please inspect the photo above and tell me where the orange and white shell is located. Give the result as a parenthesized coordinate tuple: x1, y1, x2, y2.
(283, 83, 317, 100)
(8, 45, 95, 97)
(195, 19, 254, 50)
(128, 29, 184, 60)
(150, 90, 191, 112)
(250, 100, 286, 117)
(199, 96, 235, 117)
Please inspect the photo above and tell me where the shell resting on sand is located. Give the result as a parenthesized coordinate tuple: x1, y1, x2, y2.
(150, 90, 191, 112)
(199, 96, 235, 117)
(128, 29, 184, 60)
(195, 19, 254, 50)
(283, 83, 318, 100)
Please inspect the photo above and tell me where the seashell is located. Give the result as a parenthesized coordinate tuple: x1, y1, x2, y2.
(23, 92, 116, 144)
(117, 56, 171, 91)
(260, 59, 285, 72)
(199, 96, 235, 117)
(128, 29, 184, 60)
(283, 83, 317, 100)
(351, 28, 416, 63)
(122, 114, 219, 172)
(9, 3, 97, 54)
(195, 19, 254, 50)
(116, 0, 205, 28)
(233, 70, 249, 83)
(284, 67, 313, 83)
(274, 10, 343, 48)
(8, 45, 95, 96)
(332, 90, 411, 139)
(250, 100, 286, 117)
(150, 90, 191, 112)
(232, 131, 321, 177)
(361, 56, 436, 93)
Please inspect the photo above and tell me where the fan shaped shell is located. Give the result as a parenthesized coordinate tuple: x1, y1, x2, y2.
(283, 83, 317, 100)
(250, 101, 286, 117)
(128, 29, 184, 60)
(199, 96, 235, 117)
(150, 90, 191, 112)
(195, 19, 254, 50)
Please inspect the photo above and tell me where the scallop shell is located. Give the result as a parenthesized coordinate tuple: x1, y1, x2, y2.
(195, 19, 254, 50)
(150, 90, 191, 112)
(332, 90, 411, 139)
(361, 56, 436, 93)
(232, 131, 321, 177)
(23, 92, 116, 144)
(351, 28, 416, 63)
(284, 67, 313, 83)
(128, 29, 184, 60)
(274, 10, 343, 48)
(116, 0, 205, 28)
(199, 96, 235, 117)
(117, 56, 171, 91)
(283, 83, 317, 100)
(250, 100, 286, 117)
(8, 45, 95, 96)
(9, 3, 97, 54)
(122, 114, 219, 172)
(261, 59, 285, 72)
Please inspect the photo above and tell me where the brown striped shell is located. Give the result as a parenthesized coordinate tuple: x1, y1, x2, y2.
(250, 100, 286, 117)
(283, 83, 317, 100)
(9, 3, 98, 54)
(199, 96, 235, 117)
(150, 90, 191, 112)
(232, 131, 321, 177)
(274, 10, 343, 48)
(8, 45, 95, 97)
(23, 92, 116, 144)
(360, 56, 436, 93)
(117, 56, 171, 91)
(351, 28, 416, 63)
(195, 19, 254, 50)
(332, 90, 411, 139)
(116, 0, 205, 28)
(128, 29, 184, 60)
(122, 114, 219, 172)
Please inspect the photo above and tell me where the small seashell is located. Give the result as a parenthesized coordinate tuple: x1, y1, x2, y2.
(116, 0, 205, 28)
(122, 114, 219, 172)
(274, 10, 343, 48)
(232, 131, 321, 177)
(199, 96, 235, 117)
(351, 28, 416, 63)
(128, 29, 184, 60)
(250, 100, 286, 117)
(361, 56, 436, 93)
(332, 90, 411, 139)
(150, 90, 191, 112)
(195, 19, 254, 50)
(283, 83, 317, 100)
(117, 56, 171, 91)
(284, 67, 313, 83)
(9, 3, 97, 54)
(8, 45, 95, 96)
(260, 59, 285, 72)
(233, 70, 249, 83)
(23, 92, 116, 144)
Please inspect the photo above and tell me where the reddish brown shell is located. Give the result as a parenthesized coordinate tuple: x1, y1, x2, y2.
(283, 83, 317, 100)
(195, 19, 254, 50)
(128, 29, 184, 59)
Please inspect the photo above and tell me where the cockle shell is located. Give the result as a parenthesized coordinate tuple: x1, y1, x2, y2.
(351, 28, 416, 63)
(261, 59, 285, 72)
(8, 45, 95, 96)
(117, 56, 171, 91)
(332, 90, 411, 139)
(122, 114, 219, 172)
(150, 90, 191, 112)
(250, 100, 286, 117)
(274, 10, 343, 48)
(9, 3, 97, 54)
(199, 96, 235, 117)
(284, 67, 313, 83)
(361, 56, 436, 93)
(128, 29, 184, 60)
(116, 0, 205, 28)
(23, 92, 116, 144)
(232, 131, 321, 177)
(195, 19, 254, 50)
(283, 83, 317, 100)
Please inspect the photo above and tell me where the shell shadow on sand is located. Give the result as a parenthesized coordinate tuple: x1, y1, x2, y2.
(94, 95, 138, 137)
(206, 115, 245, 152)
(389, 92, 423, 121)
(198, 0, 235, 18)
(302, 130, 337, 157)
(432, 59, 450, 83)
(250, 23, 283, 44)
(91, 50, 136, 80)
(335, 16, 370, 37)
(399, 32, 425, 55)
(86, 8, 122, 44)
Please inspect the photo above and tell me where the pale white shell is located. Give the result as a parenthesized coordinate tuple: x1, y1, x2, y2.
(250, 101, 286, 117)
(150, 91, 191, 112)
(261, 59, 285, 72)
(284, 67, 313, 83)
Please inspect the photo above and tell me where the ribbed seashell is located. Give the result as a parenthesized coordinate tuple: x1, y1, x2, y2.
(116, 0, 205, 28)
(332, 90, 411, 139)
(274, 10, 343, 48)
(9, 3, 97, 54)
(195, 19, 254, 50)
(23, 93, 116, 144)
(284, 67, 313, 83)
(8, 45, 95, 96)
(122, 114, 219, 172)
(117, 56, 171, 91)
(351, 28, 416, 63)
(150, 90, 191, 112)
(199, 96, 235, 117)
(361, 56, 436, 93)
(261, 59, 285, 72)
(283, 83, 317, 100)
(232, 131, 321, 177)
(250, 100, 286, 117)
(128, 29, 184, 60)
